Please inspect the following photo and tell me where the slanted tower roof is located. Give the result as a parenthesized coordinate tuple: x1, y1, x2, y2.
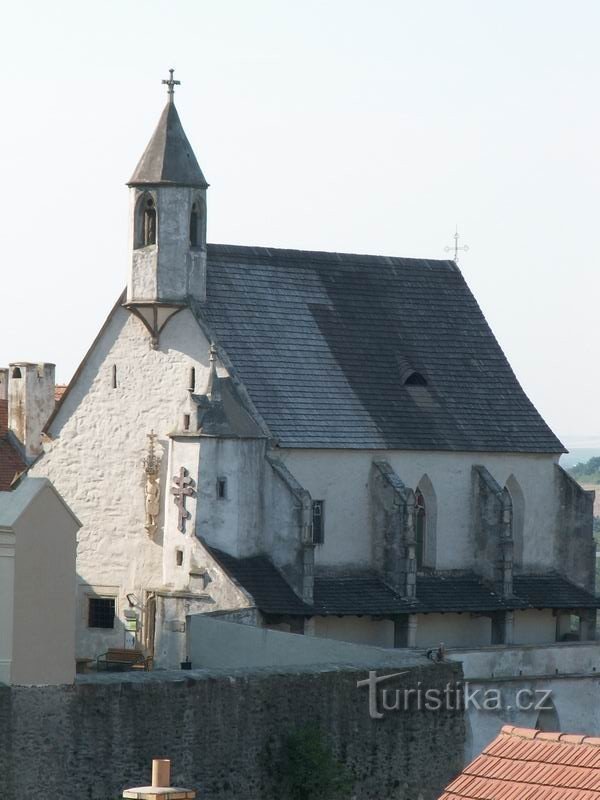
(128, 94, 208, 188)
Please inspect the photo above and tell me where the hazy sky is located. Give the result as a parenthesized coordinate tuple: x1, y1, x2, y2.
(0, 1, 598, 444)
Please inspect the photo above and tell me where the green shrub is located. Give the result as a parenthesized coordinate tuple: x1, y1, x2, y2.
(265, 723, 352, 800)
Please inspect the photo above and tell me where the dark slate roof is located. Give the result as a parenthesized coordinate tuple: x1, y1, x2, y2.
(513, 574, 600, 609)
(129, 101, 208, 188)
(206, 546, 600, 616)
(196, 244, 564, 453)
(207, 546, 311, 615)
(314, 577, 417, 615)
(415, 574, 511, 613)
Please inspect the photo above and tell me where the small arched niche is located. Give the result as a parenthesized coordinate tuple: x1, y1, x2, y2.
(189, 196, 205, 248)
(415, 474, 437, 569)
(11, 367, 22, 379)
(505, 474, 525, 570)
(134, 192, 157, 249)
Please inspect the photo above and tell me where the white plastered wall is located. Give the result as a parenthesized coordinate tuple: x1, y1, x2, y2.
(279, 449, 559, 572)
(313, 616, 395, 647)
(415, 613, 492, 649)
(31, 307, 217, 660)
(513, 609, 557, 645)
(11, 482, 78, 684)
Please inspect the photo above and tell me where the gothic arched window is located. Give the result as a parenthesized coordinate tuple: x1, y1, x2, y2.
(190, 202, 200, 247)
(505, 475, 525, 570)
(415, 489, 426, 569)
(143, 197, 156, 246)
(134, 193, 157, 249)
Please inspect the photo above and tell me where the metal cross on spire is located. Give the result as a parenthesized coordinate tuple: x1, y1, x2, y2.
(444, 226, 470, 263)
(162, 68, 180, 103)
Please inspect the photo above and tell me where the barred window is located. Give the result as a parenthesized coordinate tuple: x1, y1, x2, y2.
(88, 597, 115, 629)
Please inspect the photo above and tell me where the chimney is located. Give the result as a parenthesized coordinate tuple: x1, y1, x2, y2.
(0, 368, 7, 401)
(8, 362, 56, 459)
(123, 758, 196, 799)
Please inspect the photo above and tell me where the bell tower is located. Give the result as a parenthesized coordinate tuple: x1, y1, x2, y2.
(124, 70, 208, 346)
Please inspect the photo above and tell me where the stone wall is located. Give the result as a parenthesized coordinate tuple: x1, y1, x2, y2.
(448, 641, 600, 760)
(0, 664, 464, 800)
(554, 465, 595, 591)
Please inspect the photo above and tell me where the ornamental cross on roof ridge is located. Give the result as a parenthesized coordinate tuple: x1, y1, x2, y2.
(162, 68, 180, 103)
(444, 226, 470, 263)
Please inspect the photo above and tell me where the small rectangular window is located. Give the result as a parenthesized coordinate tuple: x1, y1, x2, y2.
(88, 597, 115, 629)
(176, 549, 184, 567)
(217, 477, 227, 499)
(312, 500, 325, 545)
(183, 413, 191, 431)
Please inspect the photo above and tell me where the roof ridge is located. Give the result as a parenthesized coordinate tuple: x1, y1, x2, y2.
(206, 242, 458, 267)
(500, 725, 600, 747)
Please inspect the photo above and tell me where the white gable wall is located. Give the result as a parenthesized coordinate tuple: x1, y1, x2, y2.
(0, 478, 78, 685)
(31, 307, 218, 659)
(12, 482, 78, 684)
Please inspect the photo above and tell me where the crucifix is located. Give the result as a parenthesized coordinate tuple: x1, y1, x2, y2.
(162, 68, 180, 103)
(444, 226, 470, 263)
(171, 467, 195, 533)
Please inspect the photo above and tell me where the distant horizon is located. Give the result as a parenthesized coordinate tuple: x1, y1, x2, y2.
(561, 436, 600, 449)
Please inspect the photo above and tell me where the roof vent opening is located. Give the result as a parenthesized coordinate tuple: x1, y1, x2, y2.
(404, 371, 427, 387)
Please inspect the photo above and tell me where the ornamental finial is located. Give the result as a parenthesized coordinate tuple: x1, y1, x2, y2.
(162, 68, 181, 103)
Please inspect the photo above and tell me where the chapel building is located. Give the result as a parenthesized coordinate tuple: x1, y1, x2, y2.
(30, 78, 597, 667)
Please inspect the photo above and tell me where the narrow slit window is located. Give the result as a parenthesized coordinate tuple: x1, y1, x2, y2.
(143, 198, 156, 246)
(312, 500, 325, 545)
(112, 364, 117, 389)
(190, 202, 199, 246)
(189, 367, 196, 391)
(183, 413, 191, 431)
(415, 490, 426, 568)
(176, 549, 184, 567)
(217, 477, 227, 499)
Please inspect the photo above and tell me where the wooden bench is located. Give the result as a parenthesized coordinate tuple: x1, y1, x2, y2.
(76, 657, 94, 674)
(96, 648, 152, 672)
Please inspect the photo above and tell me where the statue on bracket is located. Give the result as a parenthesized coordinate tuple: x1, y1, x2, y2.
(143, 431, 161, 538)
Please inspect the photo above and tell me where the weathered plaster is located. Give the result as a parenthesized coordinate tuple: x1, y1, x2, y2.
(31, 308, 221, 663)
(8, 363, 55, 459)
(278, 449, 561, 573)
(554, 465, 595, 591)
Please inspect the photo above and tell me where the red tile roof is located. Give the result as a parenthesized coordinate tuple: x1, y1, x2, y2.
(54, 384, 67, 403)
(0, 399, 26, 491)
(440, 726, 600, 799)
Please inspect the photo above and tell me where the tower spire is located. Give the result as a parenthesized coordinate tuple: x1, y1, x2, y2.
(162, 68, 180, 104)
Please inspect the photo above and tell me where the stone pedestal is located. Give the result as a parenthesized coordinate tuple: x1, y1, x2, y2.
(123, 759, 196, 799)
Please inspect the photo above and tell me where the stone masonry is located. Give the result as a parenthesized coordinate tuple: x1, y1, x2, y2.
(0, 663, 464, 800)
